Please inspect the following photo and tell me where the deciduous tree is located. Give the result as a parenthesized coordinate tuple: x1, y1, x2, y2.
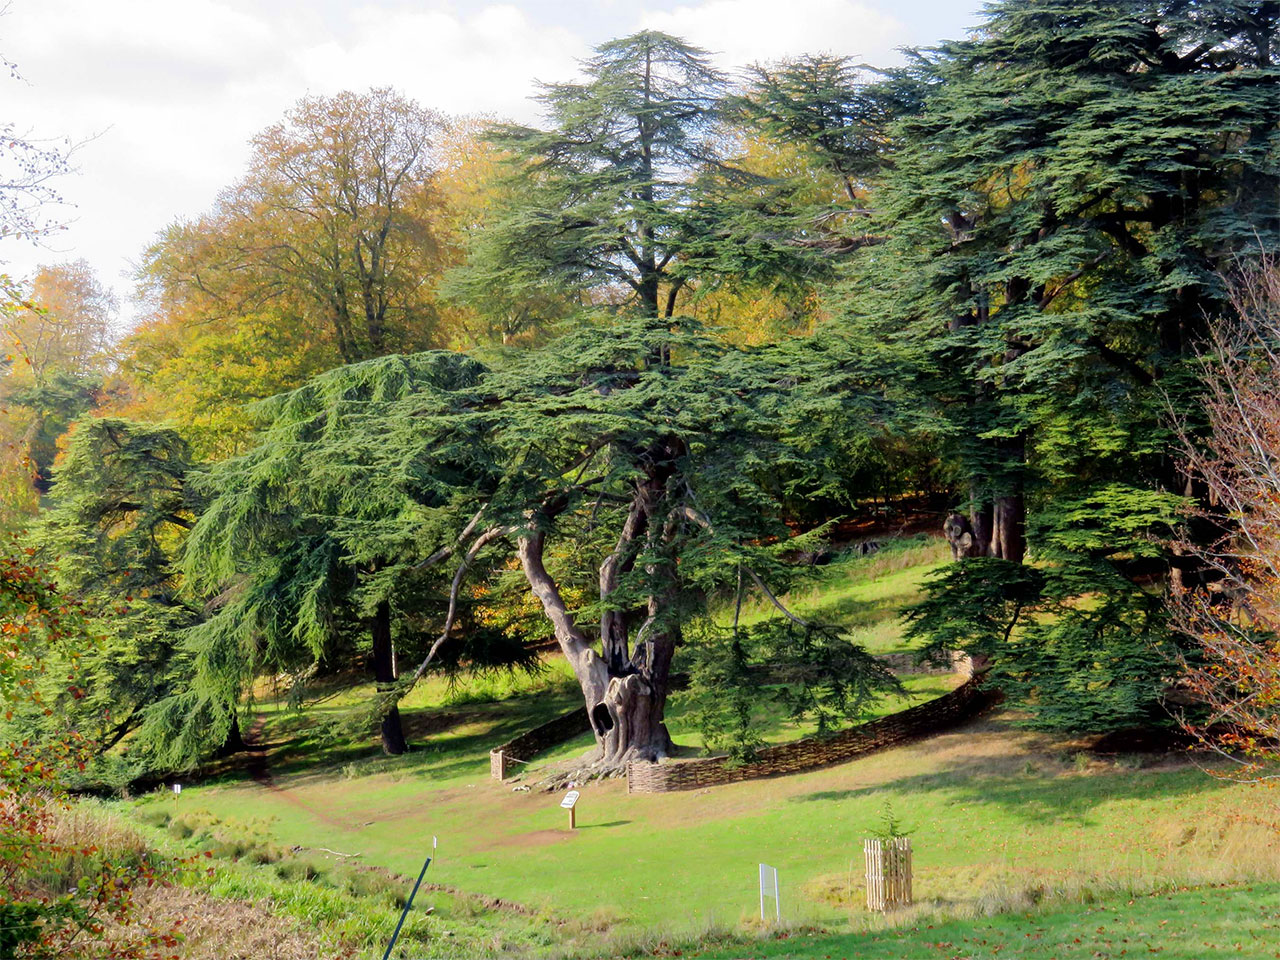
(1170, 262, 1280, 775)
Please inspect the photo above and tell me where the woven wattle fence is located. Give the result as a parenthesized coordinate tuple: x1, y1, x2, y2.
(865, 837, 912, 911)
(625, 676, 998, 794)
(489, 658, 976, 782)
(489, 671, 691, 779)
(490, 707, 592, 780)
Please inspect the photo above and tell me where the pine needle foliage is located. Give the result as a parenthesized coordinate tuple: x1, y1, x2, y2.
(32, 418, 201, 768)
(839, 0, 1280, 729)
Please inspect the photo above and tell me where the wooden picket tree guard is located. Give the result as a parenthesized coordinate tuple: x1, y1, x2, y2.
(864, 837, 912, 911)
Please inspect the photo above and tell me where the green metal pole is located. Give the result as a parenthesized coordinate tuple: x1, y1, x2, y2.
(381, 856, 431, 960)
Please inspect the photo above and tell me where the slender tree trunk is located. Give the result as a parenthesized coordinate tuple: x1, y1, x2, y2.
(215, 713, 247, 758)
(992, 492, 1026, 563)
(371, 600, 407, 755)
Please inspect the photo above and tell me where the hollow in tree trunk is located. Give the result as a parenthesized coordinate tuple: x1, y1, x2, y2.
(371, 600, 407, 756)
(516, 436, 686, 777)
(519, 525, 678, 773)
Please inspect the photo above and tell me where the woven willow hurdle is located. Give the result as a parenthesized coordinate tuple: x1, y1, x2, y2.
(626, 676, 998, 793)
(489, 659, 979, 784)
(864, 837, 912, 911)
(489, 707, 592, 780)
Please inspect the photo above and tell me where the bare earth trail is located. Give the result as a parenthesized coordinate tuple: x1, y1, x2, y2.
(239, 713, 551, 918)
(242, 713, 352, 831)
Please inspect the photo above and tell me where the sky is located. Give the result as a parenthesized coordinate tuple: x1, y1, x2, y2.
(0, 0, 983, 316)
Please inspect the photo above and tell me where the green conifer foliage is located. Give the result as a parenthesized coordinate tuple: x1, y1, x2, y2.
(33, 419, 201, 767)
(846, 0, 1280, 729)
(170, 352, 493, 761)
(448, 31, 810, 325)
(169, 316, 895, 773)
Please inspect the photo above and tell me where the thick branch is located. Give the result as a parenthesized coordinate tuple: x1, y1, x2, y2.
(600, 489, 650, 669)
(403, 524, 513, 687)
(518, 521, 603, 677)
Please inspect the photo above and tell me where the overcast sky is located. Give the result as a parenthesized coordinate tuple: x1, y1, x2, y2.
(0, 0, 983, 314)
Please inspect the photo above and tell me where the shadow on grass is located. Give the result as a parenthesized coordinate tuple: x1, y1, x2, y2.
(787, 751, 1233, 827)
(246, 690, 585, 784)
(576, 820, 632, 829)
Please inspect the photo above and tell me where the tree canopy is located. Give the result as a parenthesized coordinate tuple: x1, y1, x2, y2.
(9, 4, 1280, 782)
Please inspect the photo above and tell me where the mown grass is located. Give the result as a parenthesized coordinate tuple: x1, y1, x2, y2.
(126, 714, 1280, 954)
(688, 881, 1280, 959)
(733, 535, 951, 654)
(117, 536, 1279, 958)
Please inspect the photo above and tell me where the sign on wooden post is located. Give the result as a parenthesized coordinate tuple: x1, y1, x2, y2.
(758, 863, 780, 923)
(560, 789, 580, 829)
(864, 837, 912, 911)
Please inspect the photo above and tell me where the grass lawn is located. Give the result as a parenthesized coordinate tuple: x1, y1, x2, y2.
(696, 882, 1280, 958)
(118, 536, 1278, 957)
(125, 713, 1280, 953)
(732, 536, 951, 655)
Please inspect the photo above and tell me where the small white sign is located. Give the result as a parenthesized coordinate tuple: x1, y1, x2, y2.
(759, 863, 780, 922)
(172, 783, 182, 796)
(560, 790, 580, 809)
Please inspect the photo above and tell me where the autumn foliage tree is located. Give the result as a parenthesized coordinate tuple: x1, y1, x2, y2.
(121, 88, 455, 456)
(1171, 262, 1280, 776)
(0, 555, 181, 959)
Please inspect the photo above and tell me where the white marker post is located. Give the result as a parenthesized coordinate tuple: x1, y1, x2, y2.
(560, 789, 580, 830)
(172, 783, 181, 806)
(758, 863, 780, 923)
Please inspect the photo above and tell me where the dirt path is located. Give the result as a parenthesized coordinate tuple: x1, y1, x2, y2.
(241, 714, 350, 830)
(239, 714, 553, 920)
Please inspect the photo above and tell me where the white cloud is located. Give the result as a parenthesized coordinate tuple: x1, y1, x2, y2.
(0, 0, 910, 316)
(293, 4, 587, 122)
(640, 0, 906, 71)
(0, 0, 584, 308)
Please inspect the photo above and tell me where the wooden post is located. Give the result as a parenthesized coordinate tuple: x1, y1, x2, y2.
(560, 788, 579, 830)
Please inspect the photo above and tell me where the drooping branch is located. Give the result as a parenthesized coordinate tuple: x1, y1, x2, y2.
(402, 523, 514, 688)
(677, 504, 811, 629)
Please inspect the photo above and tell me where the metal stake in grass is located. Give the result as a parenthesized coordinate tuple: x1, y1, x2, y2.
(382, 838, 436, 960)
(758, 863, 780, 923)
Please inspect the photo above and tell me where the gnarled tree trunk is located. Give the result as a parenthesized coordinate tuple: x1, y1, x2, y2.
(518, 441, 684, 775)
(519, 525, 676, 772)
